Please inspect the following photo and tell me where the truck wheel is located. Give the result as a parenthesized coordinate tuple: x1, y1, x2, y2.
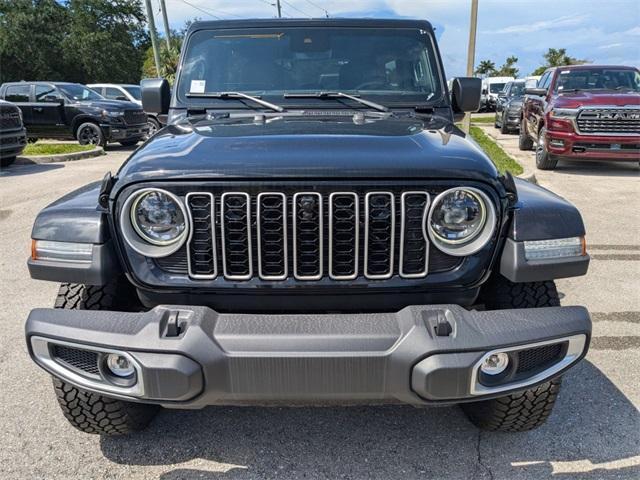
(76, 122, 106, 147)
(500, 114, 509, 134)
(51, 279, 158, 435)
(518, 120, 533, 150)
(146, 117, 160, 138)
(462, 275, 562, 432)
(0, 156, 16, 167)
(535, 127, 558, 170)
(461, 378, 562, 432)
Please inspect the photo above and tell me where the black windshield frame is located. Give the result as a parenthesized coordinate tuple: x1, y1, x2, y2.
(175, 26, 447, 110)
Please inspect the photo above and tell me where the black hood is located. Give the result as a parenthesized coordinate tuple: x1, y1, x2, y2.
(114, 113, 500, 192)
(75, 99, 141, 111)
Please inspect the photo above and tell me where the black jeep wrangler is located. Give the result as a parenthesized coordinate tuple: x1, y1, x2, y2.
(25, 19, 591, 435)
(0, 82, 148, 147)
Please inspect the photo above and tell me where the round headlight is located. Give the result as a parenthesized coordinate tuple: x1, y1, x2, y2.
(131, 190, 186, 245)
(426, 187, 496, 256)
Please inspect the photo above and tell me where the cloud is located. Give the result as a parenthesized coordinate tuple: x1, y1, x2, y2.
(598, 43, 624, 49)
(489, 14, 589, 34)
(623, 26, 640, 35)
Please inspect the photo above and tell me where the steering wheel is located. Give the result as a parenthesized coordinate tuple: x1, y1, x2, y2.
(353, 80, 388, 90)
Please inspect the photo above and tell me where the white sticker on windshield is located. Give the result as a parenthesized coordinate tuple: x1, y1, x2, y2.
(561, 70, 570, 74)
(190, 80, 206, 94)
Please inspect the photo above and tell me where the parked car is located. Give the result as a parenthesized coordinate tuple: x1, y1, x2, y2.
(88, 83, 163, 137)
(0, 82, 148, 147)
(494, 79, 526, 134)
(480, 76, 514, 111)
(0, 99, 27, 167)
(25, 19, 591, 437)
(520, 65, 640, 169)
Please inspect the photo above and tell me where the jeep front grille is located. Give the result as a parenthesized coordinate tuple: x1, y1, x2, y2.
(0, 108, 21, 130)
(576, 108, 640, 135)
(154, 188, 463, 283)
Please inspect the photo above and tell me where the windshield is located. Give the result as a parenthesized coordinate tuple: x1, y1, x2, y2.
(555, 68, 640, 92)
(509, 82, 525, 97)
(489, 83, 506, 94)
(123, 86, 142, 100)
(177, 27, 443, 106)
(58, 84, 103, 101)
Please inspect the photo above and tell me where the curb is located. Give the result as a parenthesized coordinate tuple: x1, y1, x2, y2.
(518, 170, 537, 184)
(15, 146, 105, 165)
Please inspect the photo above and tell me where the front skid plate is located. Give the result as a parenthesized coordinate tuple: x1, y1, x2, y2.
(25, 304, 591, 407)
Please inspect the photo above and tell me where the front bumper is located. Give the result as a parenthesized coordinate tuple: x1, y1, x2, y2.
(100, 123, 148, 142)
(26, 304, 591, 407)
(546, 130, 640, 160)
(0, 127, 27, 157)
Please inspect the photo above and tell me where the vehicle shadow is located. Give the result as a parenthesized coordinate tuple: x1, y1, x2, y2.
(100, 360, 640, 479)
(554, 159, 639, 178)
(0, 162, 64, 177)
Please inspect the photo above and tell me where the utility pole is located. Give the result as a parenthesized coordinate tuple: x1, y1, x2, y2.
(144, 0, 162, 77)
(276, 0, 282, 18)
(159, 0, 172, 50)
(462, 0, 479, 134)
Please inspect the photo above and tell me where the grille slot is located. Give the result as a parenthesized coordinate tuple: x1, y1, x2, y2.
(329, 192, 359, 280)
(576, 108, 640, 135)
(400, 192, 430, 278)
(52, 345, 100, 377)
(516, 343, 565, 374)
(257, 192, 288, 280)
(293, 192, 323, 280)
(221, 192, 252, 280)
(0, 109, 21, 129)
(364, 192, 395, 279)
(186, 193, 216, 279)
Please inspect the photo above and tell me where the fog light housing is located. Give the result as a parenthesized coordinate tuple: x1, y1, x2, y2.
(480, 352, 510, 375)
(105, 353, 135, 378)
(549, 138, 565, 148)
(524, 236, 585, 261)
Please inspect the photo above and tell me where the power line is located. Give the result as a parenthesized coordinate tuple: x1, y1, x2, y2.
(280, 0, 312, 17)
(302, 0, 329, 17)
(173, 0, 223, 20)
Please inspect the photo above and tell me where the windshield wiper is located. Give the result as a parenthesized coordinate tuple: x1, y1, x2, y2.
(186, 91, 285, 112)
(283, 91, 389, 112)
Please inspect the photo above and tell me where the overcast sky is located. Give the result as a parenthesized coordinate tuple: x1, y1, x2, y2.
(161, 0, 640, 78)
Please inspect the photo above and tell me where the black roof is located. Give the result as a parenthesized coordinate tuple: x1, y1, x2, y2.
(186, 18, 434, 35)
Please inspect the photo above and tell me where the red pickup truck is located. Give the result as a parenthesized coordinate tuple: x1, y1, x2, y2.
(520, 65, 640, 170)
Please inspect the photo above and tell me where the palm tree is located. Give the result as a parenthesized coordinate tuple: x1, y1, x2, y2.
(475, 60, 496, 77)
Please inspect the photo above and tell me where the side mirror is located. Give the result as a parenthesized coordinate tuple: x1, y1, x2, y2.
(525, 87, 547, 96)
(452, 77, 482, 113)
(141, 78, 170, 114)
(481, 88, 488, 95)
(44, 95, 63, 104)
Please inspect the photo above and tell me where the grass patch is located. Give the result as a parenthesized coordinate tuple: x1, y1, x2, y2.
(23, 143, 95, 156)
(469, 115, 495, 124)
(468, 126, 523, 175)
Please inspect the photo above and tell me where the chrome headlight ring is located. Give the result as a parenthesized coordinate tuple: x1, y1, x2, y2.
(425, 187, 497, 257)
(119, 188, 189, 258)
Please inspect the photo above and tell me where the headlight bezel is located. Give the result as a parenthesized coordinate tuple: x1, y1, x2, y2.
(119, 188, 189, 258)
(426, 187, 497, 257)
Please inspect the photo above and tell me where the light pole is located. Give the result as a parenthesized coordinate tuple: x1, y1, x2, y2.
(143, 0, 162, 77)
(159, 0, 172, 50)
(462, 0, 479, 134)
(276, 0, 282, 18)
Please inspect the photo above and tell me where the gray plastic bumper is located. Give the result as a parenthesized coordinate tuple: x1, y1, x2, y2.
(25, 304, 591, 407)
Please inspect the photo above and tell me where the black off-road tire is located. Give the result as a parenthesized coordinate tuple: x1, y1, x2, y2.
(461, 378, 562, 432)
(535, 127, 558, 170)
(146, 116, 161, 138)
(518, 120, 534, 150)
(500, 114, 509, 134)
(52, 377, 159, 435)
(462, 275, 563, 432)
(51, 279, 158, 435)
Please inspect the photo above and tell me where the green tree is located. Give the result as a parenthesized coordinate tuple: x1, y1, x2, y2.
(62, 0, 149, 83)
(495, 56, 519, 78)
(532, 48, 589, 75)
(0, 0, 70, 83)
(474, 60, 496, 77)
(142, 35, 182, 83)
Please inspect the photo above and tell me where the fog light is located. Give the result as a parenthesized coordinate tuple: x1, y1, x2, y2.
(480, 352, 509, 375)
(549, 139, 565, 148)
(105, 353, 135, 377)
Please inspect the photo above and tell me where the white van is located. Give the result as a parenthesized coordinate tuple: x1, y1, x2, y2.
(480, 76, 514, 111)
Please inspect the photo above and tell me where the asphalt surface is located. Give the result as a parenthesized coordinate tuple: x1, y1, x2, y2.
(1, 138, 639, 480)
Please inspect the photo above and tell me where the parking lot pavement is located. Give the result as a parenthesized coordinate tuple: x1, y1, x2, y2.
(1, 143, 639, 479)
